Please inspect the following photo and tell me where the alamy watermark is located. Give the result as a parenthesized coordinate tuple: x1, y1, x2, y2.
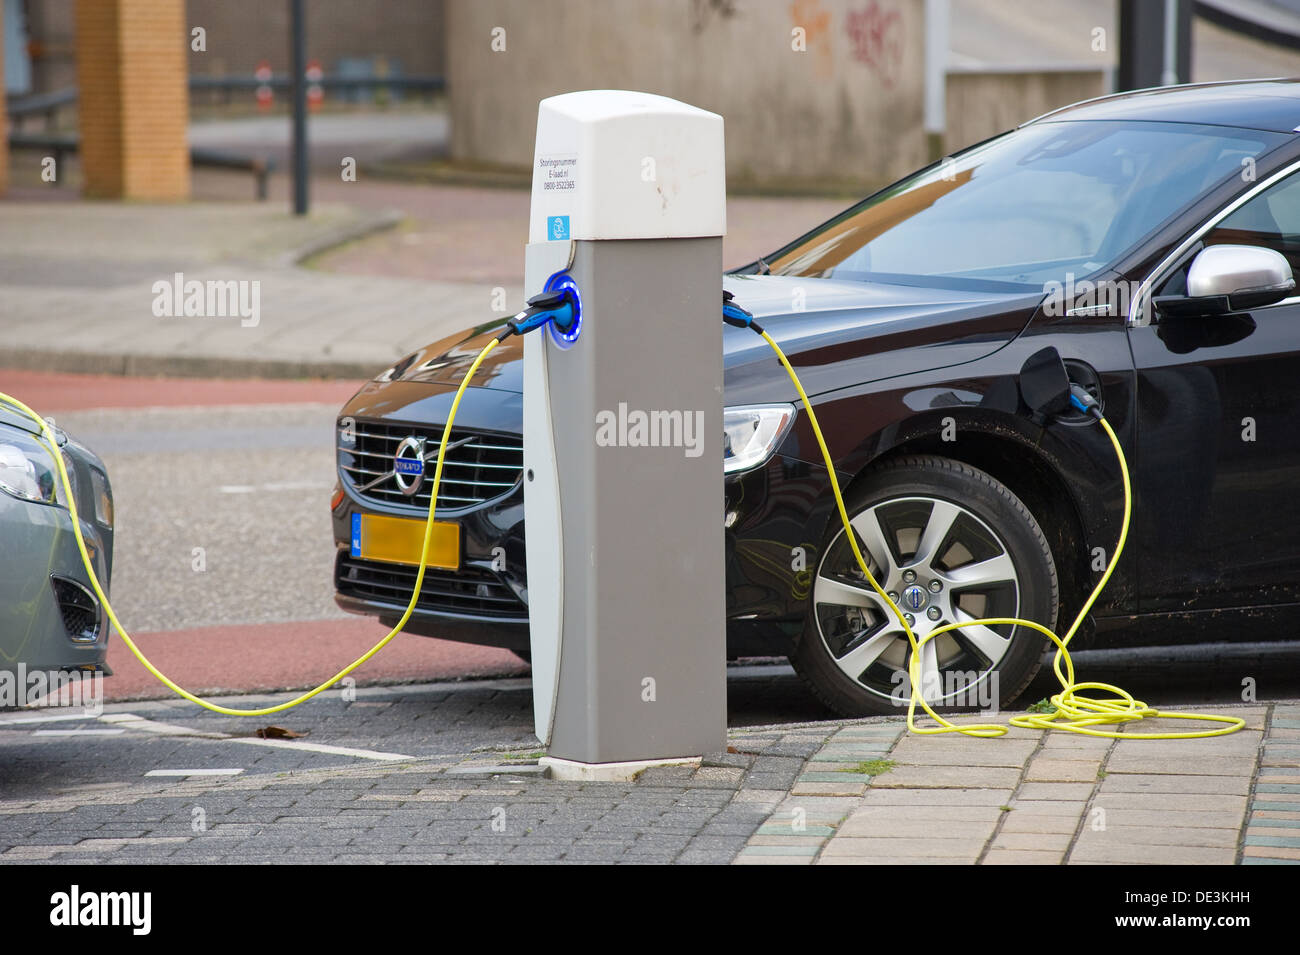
(1041, 273, 1142, 319)
(594, 403, 704, 458)
(890, 667, 1000, 712)
(151, 272, 261, 328)
(0, 665, 103, 717)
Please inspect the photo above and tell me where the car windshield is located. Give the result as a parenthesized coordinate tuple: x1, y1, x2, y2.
(768, 120, 1287, 293)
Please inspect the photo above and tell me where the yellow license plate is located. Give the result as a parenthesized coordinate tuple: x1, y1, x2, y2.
(351, 513, 459, 569)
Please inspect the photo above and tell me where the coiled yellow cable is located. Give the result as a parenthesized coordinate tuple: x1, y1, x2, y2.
(0, 336, 501, 717)
(759, 328, 1243, 739)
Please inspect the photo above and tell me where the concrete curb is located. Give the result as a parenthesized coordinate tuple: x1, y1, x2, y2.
(0, 348, 383, 382)
(278, 207, 405, 267)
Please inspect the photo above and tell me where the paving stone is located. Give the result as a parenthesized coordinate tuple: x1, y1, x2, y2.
(841, 804, 1007, 823)
(729, 788, 786, 805)
(1068, 840, 1235, 865)
(1242, 845, 1300, 860)
(1098, 774, 1250, 796)
(862, 788, 1015, 807)
(758, 823, 836, 836)
(748, 834, 828, 847)
(1245, 834, 1300, 848)
(818, 854, 969, 865)
(733, 853, 813, 865)
(998, 812, 1082, 835)
(888, 739, 1038, 767)
(819, 836, 984, 862)
(870, 766, 1022, 789)
(981, 848, 1064, 864)
(1104, 757, 1258, 777)
(1249, 814, 1300, 827)
(1091, 793, 1247, 812)
(989, 830, 1073, 852)
(1015, 782, 1097, 801)
(838, 817, 996, 839)
(736, 844, 820, 857)
(800, 771, 869, 783)
(1099, 808, 1245, 829)
(1025, 759, 1101, 783)
(791, 781, 867, 796)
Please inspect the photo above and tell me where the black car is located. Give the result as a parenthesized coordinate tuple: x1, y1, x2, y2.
(333, 80, 1300, 716)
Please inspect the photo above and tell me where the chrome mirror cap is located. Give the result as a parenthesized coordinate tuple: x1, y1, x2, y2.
(1188, 244, 1295, 300)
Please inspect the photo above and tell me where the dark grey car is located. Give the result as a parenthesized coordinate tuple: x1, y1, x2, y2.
(0, 406, 114, 681)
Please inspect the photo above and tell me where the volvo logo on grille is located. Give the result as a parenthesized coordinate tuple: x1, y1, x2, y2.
(393, 436, 426, 496)
(902, 584, 928, 611)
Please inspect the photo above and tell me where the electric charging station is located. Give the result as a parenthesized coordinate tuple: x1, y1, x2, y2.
(522, 91, 728, 776)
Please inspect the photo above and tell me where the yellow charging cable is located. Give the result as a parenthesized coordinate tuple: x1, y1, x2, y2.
(759, 328, 1243, 740)
(0, 337, 502, 717)
(3, 326, 1248, 738)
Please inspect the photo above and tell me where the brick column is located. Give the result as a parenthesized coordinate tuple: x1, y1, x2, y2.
(74, 0, 190, 200)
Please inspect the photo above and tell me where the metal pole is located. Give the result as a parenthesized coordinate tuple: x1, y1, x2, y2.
(1161, 0, 1179, 86)
(290, 0, 308, 215)
(923, 0, 949, 163)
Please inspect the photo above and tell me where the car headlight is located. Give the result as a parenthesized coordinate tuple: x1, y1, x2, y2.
(89, 467, 113, 528)
(0, 432, 62, 505)
(723, 404, 796, 474)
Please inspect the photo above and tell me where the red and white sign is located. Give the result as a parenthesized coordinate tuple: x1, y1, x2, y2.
(255, 60, 273, 111)
(306, 60, 324, 112)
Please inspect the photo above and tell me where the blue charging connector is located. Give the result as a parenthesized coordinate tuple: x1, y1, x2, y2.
(497, 271, 582, 346)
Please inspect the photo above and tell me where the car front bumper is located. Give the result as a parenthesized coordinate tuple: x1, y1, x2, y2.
(0, 496, 113, 677)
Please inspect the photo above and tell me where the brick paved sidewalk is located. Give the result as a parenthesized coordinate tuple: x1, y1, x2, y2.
(0, 682, 1290, 865)
(736, 703, 1300, 865)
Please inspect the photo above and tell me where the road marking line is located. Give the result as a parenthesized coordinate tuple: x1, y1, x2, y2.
(228, 737, 413, 761)
(33, 729, 125, 736)
(0, 712, 102, 725)
(100, 713, 228, 738)
(145, 768, 244, 777)
(219, 481, 328, 494)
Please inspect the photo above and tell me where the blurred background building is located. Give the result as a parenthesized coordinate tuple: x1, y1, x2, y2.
(3, 0, 1300, 200)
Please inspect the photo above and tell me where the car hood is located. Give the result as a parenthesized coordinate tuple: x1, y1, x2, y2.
(363, 275, 1041, 406)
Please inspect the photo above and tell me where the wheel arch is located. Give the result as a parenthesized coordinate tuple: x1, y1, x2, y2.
(834, 411, 1094, 639)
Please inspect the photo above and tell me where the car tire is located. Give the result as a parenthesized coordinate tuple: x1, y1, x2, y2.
(791, 454, 1059, 718)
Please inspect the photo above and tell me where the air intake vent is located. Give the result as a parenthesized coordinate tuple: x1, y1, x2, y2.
(50, 577, 101, 643)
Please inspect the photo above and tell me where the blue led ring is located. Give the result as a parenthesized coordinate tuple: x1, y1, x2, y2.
(544, 270, 582, 350)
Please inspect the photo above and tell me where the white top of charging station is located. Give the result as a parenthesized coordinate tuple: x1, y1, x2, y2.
(529, 90, 726, 244)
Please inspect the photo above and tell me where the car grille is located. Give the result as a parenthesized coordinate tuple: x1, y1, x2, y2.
(338, 420, 523, 512)
(336, 554, 528, 619)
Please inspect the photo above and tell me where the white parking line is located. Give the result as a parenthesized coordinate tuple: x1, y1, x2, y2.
(33, 729, 126, 736)
(145, 768, 244, 777)
(99, 714, 228, 738)
(219, 481, 328, 494)
(228, 737, 413, 761)
(0, 712, 101, 725)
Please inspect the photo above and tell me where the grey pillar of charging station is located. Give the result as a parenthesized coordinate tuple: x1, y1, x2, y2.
(523, 92, 727, 772)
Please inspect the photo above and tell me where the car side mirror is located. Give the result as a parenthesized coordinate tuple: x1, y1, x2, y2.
(1155, 244, 1295, 318)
